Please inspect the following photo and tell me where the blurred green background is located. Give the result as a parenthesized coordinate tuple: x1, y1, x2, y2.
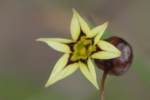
(0, 0, 150, 100)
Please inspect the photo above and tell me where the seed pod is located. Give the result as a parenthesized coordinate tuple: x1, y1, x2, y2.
(95, 36, 133, 76)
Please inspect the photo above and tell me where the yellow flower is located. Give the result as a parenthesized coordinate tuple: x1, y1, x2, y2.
(37, 9, 121, 90)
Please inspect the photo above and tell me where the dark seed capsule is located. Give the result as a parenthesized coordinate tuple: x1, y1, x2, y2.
(95, 36, 133, 76)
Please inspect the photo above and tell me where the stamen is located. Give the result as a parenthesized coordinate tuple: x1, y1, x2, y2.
(70, 36, 96, 62)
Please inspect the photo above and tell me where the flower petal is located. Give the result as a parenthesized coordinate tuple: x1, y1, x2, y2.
(91, 51, 121, 60)
(45, 63, 78, 87)
(79, 62, 99, 89)
(87, 58, 97, 81)
(73, 9, 90, 37)
(94, 22, 108, 44)
(98, 40, 121, 54)
(37, 38, 71, 53)
(49, 38, 73, 43)
(49, 54, 69, 80)
(60, 63, 79, 79)
(45, 54, 69, 87)
(71, 10, 80, 41)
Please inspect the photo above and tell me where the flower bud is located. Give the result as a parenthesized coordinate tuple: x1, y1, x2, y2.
(95, 36, 133, 76)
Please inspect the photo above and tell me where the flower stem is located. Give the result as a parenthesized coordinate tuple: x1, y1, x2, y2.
(100, 71, 108, 100)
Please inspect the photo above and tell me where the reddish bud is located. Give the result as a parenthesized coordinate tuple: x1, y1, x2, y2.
(95, 36, 133, 76)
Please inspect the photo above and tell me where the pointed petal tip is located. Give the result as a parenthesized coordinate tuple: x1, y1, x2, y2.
(36, 38, 42, 42)
(44, 79, 56, 88)
(72, 8, 78, 14)
(117, 50, 122, 57)
(95, 85, 99, 90)
(103, 21, 109, 27)
(72, 8, 76, 13)
(92, 79, 99, 90)
(102, 21, 109, 29)
(105, 21, 109, 25)
(103, 21, 109, 28)
(36, 38, 47, 43)
(44, 81, 51, 88)
(44, 83, 49, 88)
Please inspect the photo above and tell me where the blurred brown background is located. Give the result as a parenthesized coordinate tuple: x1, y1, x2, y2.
(0, 0, 150, 100)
